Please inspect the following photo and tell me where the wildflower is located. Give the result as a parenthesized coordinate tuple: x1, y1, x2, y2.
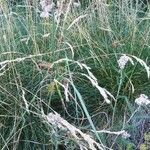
(40, 0, 55, 18)
(121, 130, 131, 139)
(40, 0, 47, 9)
(43, 3, 55, 13)
(135, 94, 150, 106)
(47, 112, 64, 129)
(40, 11, 49, 18)
(117, 54, 134, 70)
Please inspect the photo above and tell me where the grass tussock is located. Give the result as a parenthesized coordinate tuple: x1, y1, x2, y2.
(0, 0, 150, 149)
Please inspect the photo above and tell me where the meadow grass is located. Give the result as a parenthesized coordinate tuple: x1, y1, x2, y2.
(0, 0, 150, 149)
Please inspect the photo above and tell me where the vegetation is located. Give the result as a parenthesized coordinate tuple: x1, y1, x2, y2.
(0, 0, 150, 149)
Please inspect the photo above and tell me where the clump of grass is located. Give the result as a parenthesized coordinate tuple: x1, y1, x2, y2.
(0, 0, 150, 149)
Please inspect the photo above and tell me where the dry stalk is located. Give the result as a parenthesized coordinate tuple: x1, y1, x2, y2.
(45, 112, 106, 150)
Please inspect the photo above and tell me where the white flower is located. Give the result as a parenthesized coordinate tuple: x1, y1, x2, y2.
(40, 0, 55, 18)
(117, 54, 134, 70)
(43, 3, 55, 12)
(47, 113, 64, 129)
(135, 94, 150, 106)
(40, 0, 46, 9)
(121, 130, 130, 139)
(40, 11, 49, 18)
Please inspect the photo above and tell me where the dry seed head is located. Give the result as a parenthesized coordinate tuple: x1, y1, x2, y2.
(46, 112, 104, 150)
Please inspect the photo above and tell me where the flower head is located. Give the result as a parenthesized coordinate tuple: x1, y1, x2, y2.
(117, 54, 134, 70)
(40, 0, 47, 9)
(47, 113, 64, 129)
(40, 0, 55, 18)
(121, 130, 131, 139)
(43, 3, 55, 12)
(135, 94, 150, 106)
(40, 11, 49, 18)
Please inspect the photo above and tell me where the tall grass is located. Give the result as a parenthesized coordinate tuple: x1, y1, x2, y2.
(0, 0, 150, 149)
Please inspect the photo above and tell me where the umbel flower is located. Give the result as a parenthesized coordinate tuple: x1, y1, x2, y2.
(121, 130, 131, 139)
(135, 94, 150, 106)
(39, 0, 81, 19)
(40, 11, 49, 18)
(117, 54, 134, 70)
(40, 0, 55, 18)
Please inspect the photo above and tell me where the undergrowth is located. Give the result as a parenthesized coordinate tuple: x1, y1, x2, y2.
(0, 0, 150, 149)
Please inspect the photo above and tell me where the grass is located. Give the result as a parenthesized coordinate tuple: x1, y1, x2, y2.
(0, 0, 150, 149)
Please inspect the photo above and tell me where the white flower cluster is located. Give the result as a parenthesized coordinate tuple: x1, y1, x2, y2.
(117, 54, 134, 70)
(40, 0, 55, 18)
(135, 94, 150, 106)
(47, 112, 64, 129)
(39, 0, 81, 19)
(121, 130, 131, 139)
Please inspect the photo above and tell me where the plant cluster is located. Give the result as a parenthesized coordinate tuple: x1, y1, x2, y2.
(0, 0, 150, 149)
